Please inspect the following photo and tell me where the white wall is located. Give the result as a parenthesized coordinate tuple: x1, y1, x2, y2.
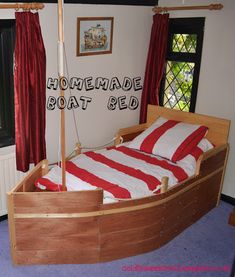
(159, 0, 235, 198)
(41, 4, 153, 162)
(0, 4, 152, 159)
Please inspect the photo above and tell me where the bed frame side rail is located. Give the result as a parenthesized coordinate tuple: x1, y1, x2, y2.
(9, 159, 49, 193)
(115, 123, 149, 145)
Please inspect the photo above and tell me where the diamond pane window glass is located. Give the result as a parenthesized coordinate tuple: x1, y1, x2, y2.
(159, 18, 204, 113)
(163, 61, 195, 112)
(172, 34, 197, 53)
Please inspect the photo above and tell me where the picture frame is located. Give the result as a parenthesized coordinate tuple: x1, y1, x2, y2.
(77, 17, 114, 57)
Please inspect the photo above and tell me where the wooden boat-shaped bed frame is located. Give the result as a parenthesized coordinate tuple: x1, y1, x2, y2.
(8, 105, 230, 265)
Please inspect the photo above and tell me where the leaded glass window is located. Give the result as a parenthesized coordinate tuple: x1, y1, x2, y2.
(159, 18, 205, 113)
(162, 61, 195, 112)
(172, 34, 197, 53)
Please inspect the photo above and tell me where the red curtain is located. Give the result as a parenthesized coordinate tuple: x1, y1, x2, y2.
(14, 12, 46, 172)
(139, 13, 169, 123)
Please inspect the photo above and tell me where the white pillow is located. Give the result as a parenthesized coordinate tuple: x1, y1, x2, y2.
(128, 117, 208, 162)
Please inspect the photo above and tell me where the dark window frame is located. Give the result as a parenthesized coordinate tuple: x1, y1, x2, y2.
(159, 17, 205, 112)
(0, 19, 15, 148)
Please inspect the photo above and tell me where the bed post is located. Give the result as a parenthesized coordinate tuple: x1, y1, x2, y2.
(161, 176, 169, 193)
(7, 193, 17, 264)
(75, 142, 81, 155)
(114, 135, 122, 146)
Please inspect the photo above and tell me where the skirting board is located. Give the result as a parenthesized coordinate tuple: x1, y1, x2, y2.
(221, 194, 235, 206)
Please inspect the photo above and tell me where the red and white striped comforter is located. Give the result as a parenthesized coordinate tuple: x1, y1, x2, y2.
(35, 145, 198, 203)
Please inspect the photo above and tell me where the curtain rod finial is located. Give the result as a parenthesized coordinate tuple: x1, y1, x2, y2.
(209, 4, 223, 10)
(152, 6, 165, 13)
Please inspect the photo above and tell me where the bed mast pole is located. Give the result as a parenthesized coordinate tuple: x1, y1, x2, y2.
(58, 0, 67, 191)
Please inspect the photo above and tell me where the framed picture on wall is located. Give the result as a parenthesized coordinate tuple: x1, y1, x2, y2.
(77, 17, 114, 57)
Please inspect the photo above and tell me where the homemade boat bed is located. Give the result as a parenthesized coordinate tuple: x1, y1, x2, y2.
(8, 105, 230, 265)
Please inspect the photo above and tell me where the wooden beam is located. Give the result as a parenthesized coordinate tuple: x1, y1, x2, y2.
(7, 193, 17, 264)
(57, 0, 67, 191)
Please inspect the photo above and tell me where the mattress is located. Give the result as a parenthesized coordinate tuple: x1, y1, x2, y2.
(35, 142, 210, 203)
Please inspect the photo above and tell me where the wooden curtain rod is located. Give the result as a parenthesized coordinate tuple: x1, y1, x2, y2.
(153, 3, 223, 13)
(0, 3, 44, 10)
